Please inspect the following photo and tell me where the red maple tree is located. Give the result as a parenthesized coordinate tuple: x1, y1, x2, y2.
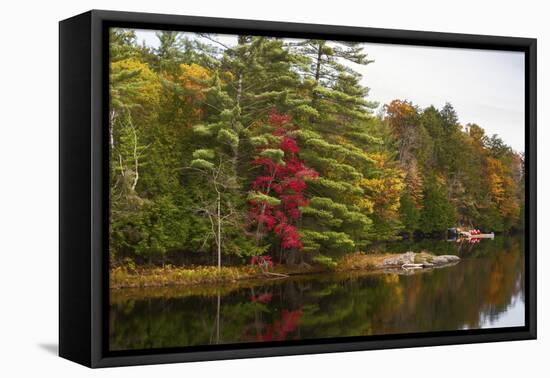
(249, 111, 317, 252)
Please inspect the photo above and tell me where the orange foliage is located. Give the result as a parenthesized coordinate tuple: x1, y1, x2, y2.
(176, 63, 212, 121)
(384, 99, 417, 139)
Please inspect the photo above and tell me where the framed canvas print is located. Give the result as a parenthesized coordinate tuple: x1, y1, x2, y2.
(59, 10, 537, 368)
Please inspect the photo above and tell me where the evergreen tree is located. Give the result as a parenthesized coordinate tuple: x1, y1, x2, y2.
(399, 192, 420, 236)
(419, 175, 456, 233)
(288, 41, 384, 258)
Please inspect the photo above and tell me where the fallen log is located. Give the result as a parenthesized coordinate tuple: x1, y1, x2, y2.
(262, 271, 290, 278)
(402, 263, 424, 269)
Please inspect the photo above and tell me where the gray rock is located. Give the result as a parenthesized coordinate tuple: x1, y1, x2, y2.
(431, 256, 449, 264)
(403, 253, 415, 265)
(381, 252, 460, 269)
(431, 255, 460, 265)
(382, 251, 415, 266)
(441, 255, 461, 262)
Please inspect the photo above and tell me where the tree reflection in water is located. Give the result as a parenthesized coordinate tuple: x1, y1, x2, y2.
(109, 236, 525, 351)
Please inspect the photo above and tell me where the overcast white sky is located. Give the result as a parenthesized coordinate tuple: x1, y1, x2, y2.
(133, 29, 525, 152)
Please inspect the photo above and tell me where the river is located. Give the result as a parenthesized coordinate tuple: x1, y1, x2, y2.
(109, 235, 525, 351)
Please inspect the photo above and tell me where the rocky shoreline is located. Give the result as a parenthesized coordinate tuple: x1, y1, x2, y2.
(111, 251, 461, 289)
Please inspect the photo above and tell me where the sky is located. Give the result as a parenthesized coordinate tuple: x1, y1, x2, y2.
(134, 29, 525, 152)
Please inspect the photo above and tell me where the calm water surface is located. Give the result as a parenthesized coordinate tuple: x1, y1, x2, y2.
(110, 236, 525, 351)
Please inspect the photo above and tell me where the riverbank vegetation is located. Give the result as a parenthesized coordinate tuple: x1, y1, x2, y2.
(109, 29, 524, 273)
(110, 251, 432, 289)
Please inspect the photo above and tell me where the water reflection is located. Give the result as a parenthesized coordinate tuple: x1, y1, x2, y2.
(110, 236, 525, 351)
(475, 292, 524, 329)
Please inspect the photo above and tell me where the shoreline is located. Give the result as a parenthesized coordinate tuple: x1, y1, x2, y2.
(110, 251, 460, 290)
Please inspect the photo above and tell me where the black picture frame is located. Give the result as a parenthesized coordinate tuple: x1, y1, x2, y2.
(59, 9, 537, 368)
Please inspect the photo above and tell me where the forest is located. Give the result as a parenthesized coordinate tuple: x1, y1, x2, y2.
(109, 29, 524, 270)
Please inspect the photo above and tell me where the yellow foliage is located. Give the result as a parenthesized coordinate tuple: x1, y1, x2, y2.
(110, 58, 161, 110)
(357, 197, 375, 213)
(179, 63, 211, 91)
(174, 64, 212, 122)
(486, 156, 520, 220)
(360, 151, 406, 217)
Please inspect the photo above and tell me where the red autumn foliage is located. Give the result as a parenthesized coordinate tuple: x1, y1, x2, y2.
(281, 136, 300, 153)
(268, 112, 292, 127)
(250, 292, 273, 304)
(252, 309, 303, 342)
(248, 111, 317, 251)
(250, 255, 274, 268)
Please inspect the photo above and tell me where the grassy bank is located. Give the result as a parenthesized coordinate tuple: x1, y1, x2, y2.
(110, 252, 403, 289)
(110, 265, 261, 289)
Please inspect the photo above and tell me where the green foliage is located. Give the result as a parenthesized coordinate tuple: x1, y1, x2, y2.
(478, 207, 505, 233)
(399, 192, 420, 234)
(190, 158, 215, 171)
(217, 128, 239, 148)
(192, 149, 215, 160)
(419, 176, 457, 233)
(259, 148, 285, 164)
(312, 254, 338, 269)
(110, 194, 194, 261)
(193, 124, 213, 137)
(248, 192, 281, 206)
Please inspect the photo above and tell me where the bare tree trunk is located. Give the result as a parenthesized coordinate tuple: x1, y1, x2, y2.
(216, 291, 221, 344)
(231, 73, 243, 181)
(254, 174, 276, 245)
(109, 109, 116, 149)
(310, 41, 323, 123)
(130, 124, 139, 191)
(236, 73, 243, 106)
(251, 288, 263, 338)
(217, 191, 222, 270)
(314, 43, 323, 84)
(255, 208, 265, 246)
